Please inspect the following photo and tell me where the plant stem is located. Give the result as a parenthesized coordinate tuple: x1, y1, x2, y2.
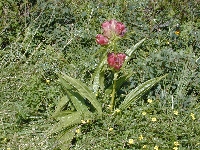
(110, 72, 118, 111)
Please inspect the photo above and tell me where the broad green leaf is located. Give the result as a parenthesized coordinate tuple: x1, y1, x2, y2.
(99, 68, 105, 91)
(49, 111, 82, 135)
(123, 38, 146, 68)
(66, 90, 90, 113)
(53, 95, 70, 117)
(59, 76, 74, 91)
(53, 110, 74, 119)
(59, 73, 102, 116)
(59, 127, 76, 150)
(105, 72, 133, 95)
(119, 74, 167, 110)
(125, 38, 146, 59)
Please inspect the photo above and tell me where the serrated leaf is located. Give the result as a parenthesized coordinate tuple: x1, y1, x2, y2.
(119, 74, 167, 110)
(59, 73, 102, 116)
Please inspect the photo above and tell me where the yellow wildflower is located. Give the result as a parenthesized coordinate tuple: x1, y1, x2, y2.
(152, 117, 157, 122)
(7, 148, 11, 150)
(81, 120, 86, 124)
(147, 99, 153, 103)
(86, 119, 90, 123)
(128, 139, 134, 144)
(174, 141, 180, 146)
(154, 145, 159, 150)
(173, 110, 178, 115)
(115, 109, 121, 113)
(142, 145, 147, 148)
(46, 79, 50, 84)
(109, 127, 113, 131)
(175, 30, 180, 35)
(139, 135, 143, 140)
(173, 147, 178, 150)
(190, 113, 195, 120)
(75, 128, 80, 134)
(142, 112, 147, 116)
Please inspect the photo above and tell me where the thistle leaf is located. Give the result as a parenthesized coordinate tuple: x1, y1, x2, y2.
(119, 74, 167, 110)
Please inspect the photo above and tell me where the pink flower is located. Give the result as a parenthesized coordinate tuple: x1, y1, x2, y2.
(102, 20, 126, 38)
(107, 53, 126, 70)
(96, 34, 109, 45)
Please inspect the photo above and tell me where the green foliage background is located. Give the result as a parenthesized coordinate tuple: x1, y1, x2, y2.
(0, 0, 199, 149)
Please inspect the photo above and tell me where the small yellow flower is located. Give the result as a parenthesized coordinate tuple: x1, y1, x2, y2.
(174, 141, 180, 146)
(86, 119, 90, 123)
(147, 99, 153, 103)
(142, 145, 147, 148)
(173, 147, 178, 150)
(190, 113, 195, 120)
(166, 41, 170, 44)
(46, 79, 50, 84)
(109, 127, 113, 131)
(81, 120, 86, 124)
(154, 145, 159, 150)
(115, 109, 121, 113)
(151, 117, 157, 122)
(139, 135, 143, 140)
(128, 139, 134, 144)
(7, 148, 11, 150)
(142, 112, 147, 116)
(175, 30, 180, 35)
(75, 128, 80, 134)
(173, 110, 178, 115)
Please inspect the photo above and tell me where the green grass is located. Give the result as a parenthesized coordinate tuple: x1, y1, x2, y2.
(0, 0, 199, 149)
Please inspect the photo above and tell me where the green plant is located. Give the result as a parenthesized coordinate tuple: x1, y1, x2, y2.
(50, 20, 167, 149)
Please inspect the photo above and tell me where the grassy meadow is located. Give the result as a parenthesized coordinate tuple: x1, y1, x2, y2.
(0, 0, 199, 149)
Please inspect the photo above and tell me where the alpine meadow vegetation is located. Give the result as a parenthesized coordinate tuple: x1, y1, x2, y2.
(0, 0, 199, 150)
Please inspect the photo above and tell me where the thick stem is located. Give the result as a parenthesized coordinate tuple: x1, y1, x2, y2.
(110, 72, 118, 111)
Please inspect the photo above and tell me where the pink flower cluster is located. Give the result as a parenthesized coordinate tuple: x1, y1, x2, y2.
(107, 53, 126, 70)
(96, 19, 126, 45)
